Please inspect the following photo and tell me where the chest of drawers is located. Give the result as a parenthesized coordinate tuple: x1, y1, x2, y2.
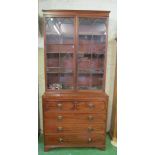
(42, 91, 108, 151)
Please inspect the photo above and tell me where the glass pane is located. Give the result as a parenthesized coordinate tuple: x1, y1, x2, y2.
(45, 17, 74, 90)
(60, 73, 74, 89)
(77, 18, 107, 90)
(45, 17, 74, 44)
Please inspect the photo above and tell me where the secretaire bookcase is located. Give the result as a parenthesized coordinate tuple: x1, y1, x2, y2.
(42, 10, 110, 151)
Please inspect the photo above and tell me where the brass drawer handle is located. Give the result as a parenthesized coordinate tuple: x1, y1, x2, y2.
(57, 115, 63, 120)
(88, 138, 92, 143)
(58, 137, 64, 143)
(57, 103, 62, 109)
(88, 103, 95, 109)
(88, 115, 94, 120)
(88, 127, 94, 132)
(57, 126, 63, 132)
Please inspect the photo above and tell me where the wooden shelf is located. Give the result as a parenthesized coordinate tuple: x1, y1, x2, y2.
(78, 71, 103, 74)
(79, 43, 105, 45)
(78, 52, 104, 55)
(47, 67, 73, 68)
(79, 33, 105, 36)
(46, 52, 73, 54)
(77, 86, 102, 90)
(47, 72, 73, 74)
(47, 52, 104, 54)
(46, 43, 74, 45)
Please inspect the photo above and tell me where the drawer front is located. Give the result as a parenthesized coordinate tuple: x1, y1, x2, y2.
(44, 122, 106, 134)
(44, 101, 106, 113)
(44, 113, 106, 123)
(44, 133, 105, 146)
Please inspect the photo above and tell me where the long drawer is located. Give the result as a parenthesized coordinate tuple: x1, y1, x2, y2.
(44, 122, 106, 134)
(43, 101, 106, 113)
(44, 133, 105, 146)
(44, 113, 106, 123)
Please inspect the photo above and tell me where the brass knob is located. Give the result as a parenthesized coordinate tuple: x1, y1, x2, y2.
(88, 103, 95, 109)
(88, 138, 92, 143)
(57, 103, 62, 109)
(88, 127, 94, 132)
(58, 137, 64, 143)
(88, 115, 93, 120)
(57, 115, 63, 120)
(57, 126, 63, 132)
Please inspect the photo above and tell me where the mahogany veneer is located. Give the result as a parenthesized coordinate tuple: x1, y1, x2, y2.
(42, 10, 110, 151)
(42, 91, 108, 151)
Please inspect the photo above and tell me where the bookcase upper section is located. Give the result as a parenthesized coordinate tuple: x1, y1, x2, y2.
(43, 10, 110, 91)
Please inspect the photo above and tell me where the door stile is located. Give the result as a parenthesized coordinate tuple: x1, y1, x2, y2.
(74, 16, 79, 90)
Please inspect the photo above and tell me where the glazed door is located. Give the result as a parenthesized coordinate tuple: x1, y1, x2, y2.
(45, 17, 75, 90)
(44, 16, 107, 91)
(77, 17, 107, 90)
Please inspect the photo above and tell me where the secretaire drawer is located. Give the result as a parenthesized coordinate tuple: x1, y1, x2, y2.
(43, 101, 106, 113)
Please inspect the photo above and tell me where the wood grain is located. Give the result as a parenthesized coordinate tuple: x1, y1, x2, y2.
(42, 92, 108, 151)
(42, 10, 110, 152)
(44, 133, 105, 145)
(43, 101, 106, 113)
(44, 113, 106, 122)
(44, 122, 106, 134)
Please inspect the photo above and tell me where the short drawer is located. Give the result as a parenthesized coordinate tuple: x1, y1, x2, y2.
(43, 101, 106, 113)
(44, 133, 105, 146)
(44, 113, 106, 123)
(44, 122, 106, 134)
